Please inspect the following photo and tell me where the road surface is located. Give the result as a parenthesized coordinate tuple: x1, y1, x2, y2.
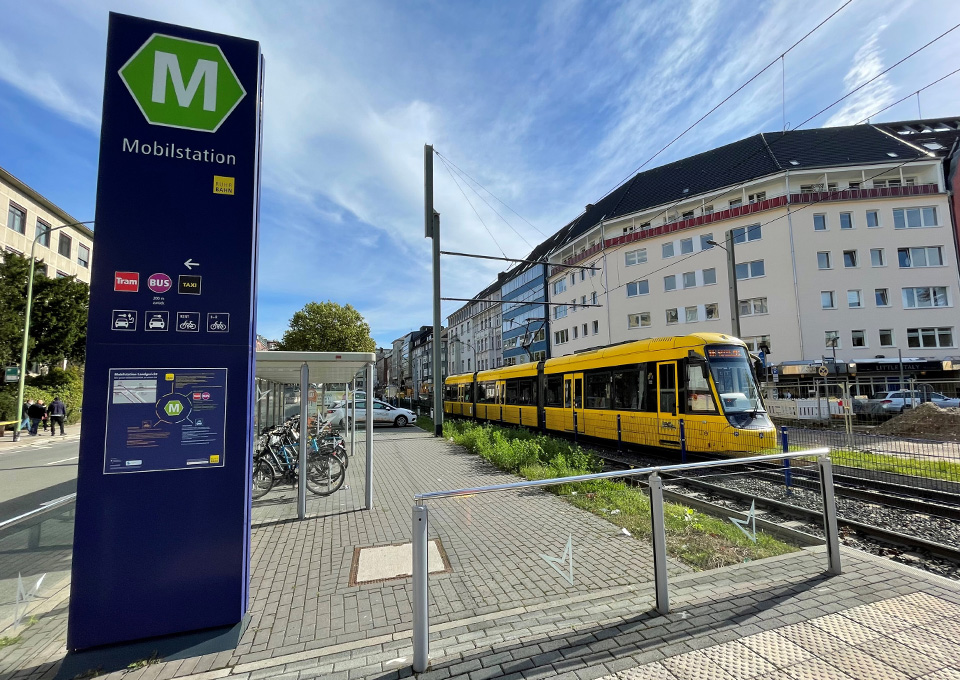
(0, 435, 80, 525)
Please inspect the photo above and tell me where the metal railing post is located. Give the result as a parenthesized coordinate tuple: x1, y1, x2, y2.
(781, 427, 792, 494)
(412, 505, 430, 672)
(679, 419, 687, 464)
(617, 414, 622, 452)
(648, 472, 670, 614)
(818, 456, 842, 575)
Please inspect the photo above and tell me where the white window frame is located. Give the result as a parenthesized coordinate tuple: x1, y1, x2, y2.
(624, 248, 647, 267)
(627, 312, 651, 329)
(626, 280, 649, 297)
(902, 286, 950, 309)
(847, 290, 862, 309)
(893, 207, 938, 229)
(907, 327, 954, 349)
(897, 246, 943, 268)
(821, 291, 836, 309)
(870, 248, 885, 267)
(817, 251, 831, 270)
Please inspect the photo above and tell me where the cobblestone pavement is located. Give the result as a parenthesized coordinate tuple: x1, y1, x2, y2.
(0, 428, 958, 680)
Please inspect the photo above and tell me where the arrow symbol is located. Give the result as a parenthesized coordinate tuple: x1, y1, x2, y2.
(730, 500, 758, 543)
(184, 259, 199, 270)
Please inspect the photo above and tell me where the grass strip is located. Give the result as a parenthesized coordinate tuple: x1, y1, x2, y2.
(441, 419, 797, 570)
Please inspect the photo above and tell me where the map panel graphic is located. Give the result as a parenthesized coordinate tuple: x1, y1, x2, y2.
(104, 368, 228, 474)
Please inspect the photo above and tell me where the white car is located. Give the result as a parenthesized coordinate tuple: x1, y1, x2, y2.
(876, 390, 960, 413)
(329, 399, 416, 428)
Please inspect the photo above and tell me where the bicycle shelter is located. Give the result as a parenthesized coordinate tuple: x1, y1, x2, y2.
(255, 351, 377, 519)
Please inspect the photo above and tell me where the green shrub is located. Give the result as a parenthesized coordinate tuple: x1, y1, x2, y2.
(0, 366, 84, 428)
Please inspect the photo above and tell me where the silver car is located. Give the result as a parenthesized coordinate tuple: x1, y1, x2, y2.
(878, 390, 960, 413)
(329, 399, 416, 428)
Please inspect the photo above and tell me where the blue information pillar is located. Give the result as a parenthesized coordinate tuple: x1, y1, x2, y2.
(68, 13, 263, 650)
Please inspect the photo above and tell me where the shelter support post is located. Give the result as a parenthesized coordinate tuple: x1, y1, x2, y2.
(365, 362, 374, 509)
(351, 378, 356, 457)
(298, 363, 309, 520)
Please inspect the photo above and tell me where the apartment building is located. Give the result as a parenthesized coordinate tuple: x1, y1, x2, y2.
(545, 119, 960, 370)
(2, 165, 94, 282)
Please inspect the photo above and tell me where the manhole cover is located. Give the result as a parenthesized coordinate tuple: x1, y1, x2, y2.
(349, 539, 451, 586)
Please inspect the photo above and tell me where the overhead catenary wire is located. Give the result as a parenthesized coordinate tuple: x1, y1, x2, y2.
(436, 152, 508, 258)
(440, 250, 597, 270)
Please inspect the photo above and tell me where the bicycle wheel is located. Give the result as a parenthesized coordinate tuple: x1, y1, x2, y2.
(252, 458, 274, 499)
(306, 452, 345, 496)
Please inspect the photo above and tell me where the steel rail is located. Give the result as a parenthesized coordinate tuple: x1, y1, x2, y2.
(413, 449, 829, 502)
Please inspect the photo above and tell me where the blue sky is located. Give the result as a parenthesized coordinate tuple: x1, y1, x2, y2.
(2, 0, 959, 347)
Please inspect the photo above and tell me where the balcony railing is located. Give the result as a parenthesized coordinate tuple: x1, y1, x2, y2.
(549, 183, 939, 276)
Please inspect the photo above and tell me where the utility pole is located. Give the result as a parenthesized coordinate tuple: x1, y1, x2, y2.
(724, 230, 741, 339)
(426, 144, 442, 437)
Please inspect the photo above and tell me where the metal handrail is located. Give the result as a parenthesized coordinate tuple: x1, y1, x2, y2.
(0, 493, 76, 533)
(414, 448, 829, 502)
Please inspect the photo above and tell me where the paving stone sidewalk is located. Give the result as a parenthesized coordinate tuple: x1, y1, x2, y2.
(1, 428, 958, 680)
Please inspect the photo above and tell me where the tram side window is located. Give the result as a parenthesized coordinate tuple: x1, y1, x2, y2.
(505, 380, 519, 405)
(544, 375, 563, 407)
(463, 383, 474, 403)
(585, 371, 611, 409)
(445, 385, 458, 401)
(612, 368, 640, 410)
(643, 365, 658, 412)
(564, 379, 572, 408)
(478, 381, 497, 403)
(686, 361, 716, 413)
(517, 378, 536, 405)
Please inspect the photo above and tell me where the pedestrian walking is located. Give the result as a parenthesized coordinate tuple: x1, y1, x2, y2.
(48, 397, 66, 436)
(26, 400, 45, 436)
(20, 400, 33, 431)
(38, 400, 48, 432)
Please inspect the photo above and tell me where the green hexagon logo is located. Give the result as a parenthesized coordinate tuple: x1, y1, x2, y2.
(164, 400, 184, 417)
(118, 33, 246, 133)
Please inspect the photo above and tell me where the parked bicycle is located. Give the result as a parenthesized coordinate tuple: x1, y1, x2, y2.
(252, 416, 347, 499)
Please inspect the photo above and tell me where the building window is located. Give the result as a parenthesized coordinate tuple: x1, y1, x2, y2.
(58, 233, 72, 258)
(590, 262, 596, 277)
(813, 214, 826, 231)
(664, 275, 677, 291)
(742, 335, 771, 352)
(569, 273, 576, 287)
(902, 286, 949, 308)
(553, 279, 566, 295)
(705, 303, 719, 319)
(573, 326, 578, 339)
(700, 234, 713, 250)
(554, 305, 567, 319)
(898, 246, 943, 268)
(662, 242, 675, 259)
(554, 329, 569, 344)
(582, 323, 588, 337)
(839, 212, 853, 230)
(56, 270, 68, 279)
(581, 295, 587, 306)
(666, 308, 679, 324)
(748, 191, 766, 203)
(626, 280, 649, 297)
(627, 312, 651, 329)
(680, 238, 693, 254)
(591, 291, 597, 305)
(732, 224, 761, 243)
(894, 207, 938, 229)
(866, 210, 880, 228)
(735, 260, 764, 280)
(682, 271, 696, 288)
(825, 330, 840, 349)
(625, 248, 647, 266)
(847, 290, 862, 308)
(875, 288, 889, 307)
(907, 327, 953, 348)
(580, 268, 585, 281)
(849, 181, 861, 189)
(739, 297, 767, 316)
(842, 250, 858, 268)
(851, 330, 866, 347)
(729, 198, 742, 208)
(821, 291, 836, 309)
(703, 205, 714, 215)
(682, 210, 694, 219)
(592, 320, 599, 334)
(870, 249, 885, 267)
(7, 203, 26, 234)
(817, 252, 831, 269)
(36, 219, 51, 247)
(879, 329, 895, 347)
(685, 306, 698, 323)
(703, 268, 717, 285)
(78, 244, 90, 268)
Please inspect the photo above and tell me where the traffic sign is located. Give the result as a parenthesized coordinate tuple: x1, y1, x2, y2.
(4, 367, 19, 383)
(818, 366, 829, 377)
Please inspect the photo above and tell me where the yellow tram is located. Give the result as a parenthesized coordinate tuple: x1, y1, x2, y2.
(444, 333, 775, 455)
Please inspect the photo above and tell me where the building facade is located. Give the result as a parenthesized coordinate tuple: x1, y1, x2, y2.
(544, 120, 960, 371)
(501, 263, 549, 366)
(2, 166, 94, 282)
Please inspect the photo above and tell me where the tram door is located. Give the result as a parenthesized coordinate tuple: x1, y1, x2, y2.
(564, 373, 585, 433)
(657, 362, 680, 446)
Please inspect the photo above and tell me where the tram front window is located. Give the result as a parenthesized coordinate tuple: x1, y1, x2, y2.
(705, 345, 767, 427)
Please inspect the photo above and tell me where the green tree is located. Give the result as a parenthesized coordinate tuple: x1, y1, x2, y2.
(278, 301, 375, 353)
(0, 252, 89, 367)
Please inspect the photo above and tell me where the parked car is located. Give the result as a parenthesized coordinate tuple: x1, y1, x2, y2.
(328, 398, 416, 428)
(872, 390, 960, 414)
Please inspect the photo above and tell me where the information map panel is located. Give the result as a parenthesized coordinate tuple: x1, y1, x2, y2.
(105, 368, 227, 474)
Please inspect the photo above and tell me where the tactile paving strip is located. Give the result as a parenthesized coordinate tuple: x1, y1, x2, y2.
(854, 637, 948, 677)
(739, 630, 811, 667)
(871, 594, 954, 625)
(660, 650, 737, 680)
(916, 669, 960, 680)
(618, 663, 679, 680)
(697, 641, 776, 679)
(889, 628, 960, 665)
(918, 616, 960, 642)
(782, 657, 856, 680)
(840, 604, 914, 635)
(775, 621, 848, 657)
(827, 648, 909, 680)
(807, 612, 882, 645)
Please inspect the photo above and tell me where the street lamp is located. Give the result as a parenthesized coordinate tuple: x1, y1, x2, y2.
(706, 233, 740, 339)
(13, 220, 93, 441)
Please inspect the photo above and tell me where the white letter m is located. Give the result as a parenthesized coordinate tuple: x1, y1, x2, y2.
(152, 51, 218, 111)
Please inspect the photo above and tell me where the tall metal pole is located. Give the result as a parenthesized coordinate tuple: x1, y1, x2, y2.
(426, 144, 443, 436)
(724, 229, 741, 339)
(365, 362, 374, 509)
(298, 363, 308, 520)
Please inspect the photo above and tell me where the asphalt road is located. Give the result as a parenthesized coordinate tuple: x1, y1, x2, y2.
(0, 436, 80, 525)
